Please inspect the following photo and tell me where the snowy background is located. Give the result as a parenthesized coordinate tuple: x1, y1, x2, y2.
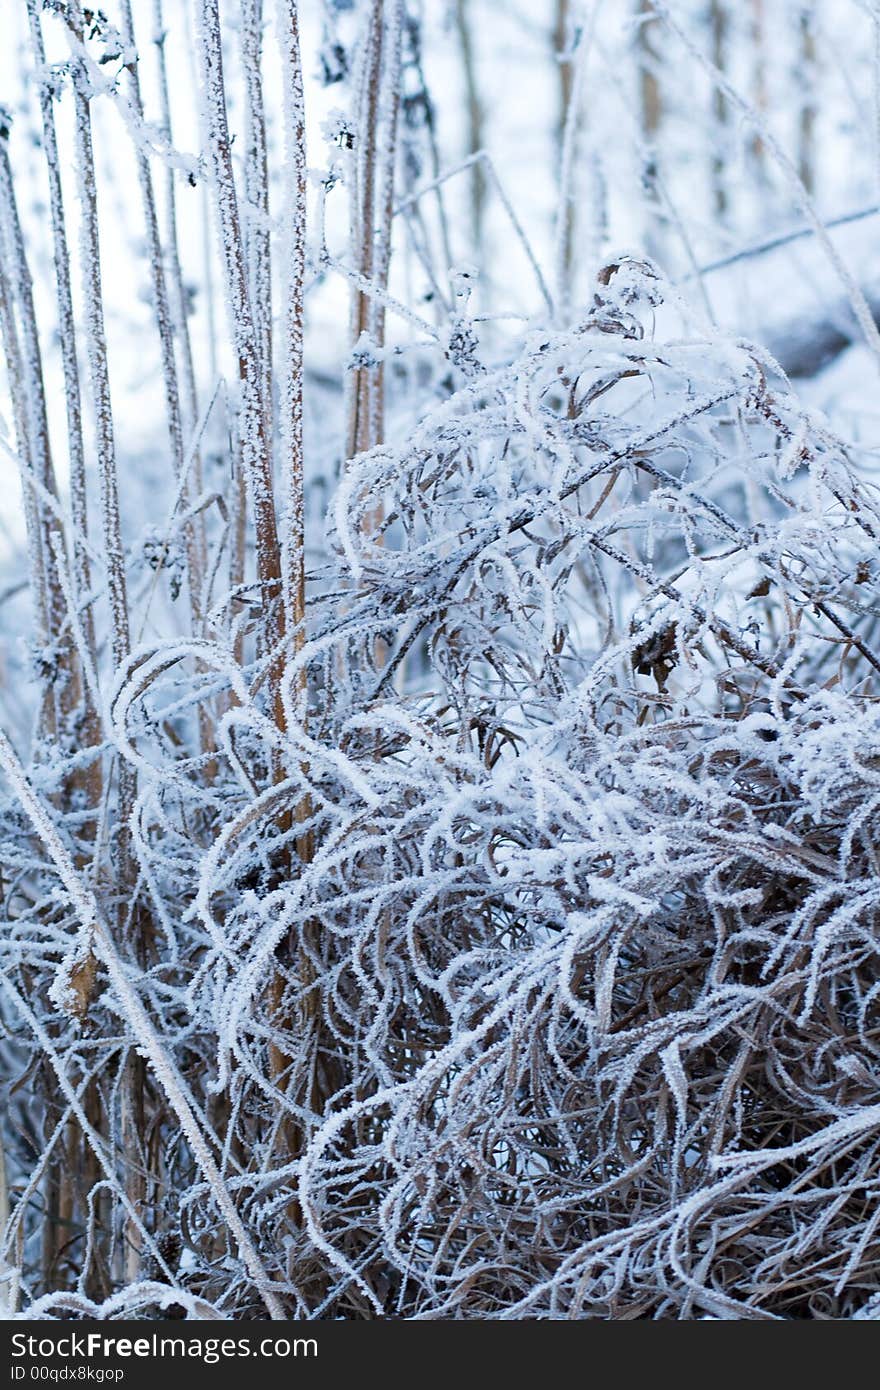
(3, 0, 880, 1322)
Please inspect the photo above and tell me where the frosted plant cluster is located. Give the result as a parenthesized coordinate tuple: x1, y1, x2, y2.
(2, 0, 880, 1321)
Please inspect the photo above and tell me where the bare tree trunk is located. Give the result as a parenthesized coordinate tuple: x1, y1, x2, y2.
(749, 0, 768, 180)
(798, 6, 817, 196)
(637, 0, 663, 253)
(455, 0, 486, 254)
(553, 0, 602, 319)
(554, 0, 574, 312)
(710, 0, 729, 220)
(638, 0, 662, 142)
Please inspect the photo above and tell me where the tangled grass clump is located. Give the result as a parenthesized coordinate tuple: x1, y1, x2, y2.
(7, 260, 880, 1318)
(287, 263, 880, 1317)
